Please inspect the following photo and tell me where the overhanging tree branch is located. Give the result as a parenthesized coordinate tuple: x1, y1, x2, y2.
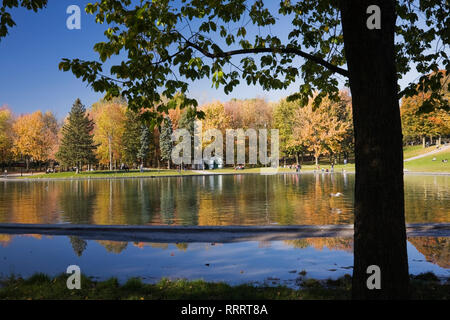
(183, 39, 349, 77)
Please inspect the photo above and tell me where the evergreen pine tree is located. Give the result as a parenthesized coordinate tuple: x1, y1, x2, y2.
(178, 107, 196, 135)
(159, 117, 173, 169)
(137, 125, 151, 165)
(122, 110, 142, 165)
(56, 99, 97, 169)
(178, 107, 196, 166)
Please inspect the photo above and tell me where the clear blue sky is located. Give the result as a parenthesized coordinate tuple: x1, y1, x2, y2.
(0, 0, 421, 120)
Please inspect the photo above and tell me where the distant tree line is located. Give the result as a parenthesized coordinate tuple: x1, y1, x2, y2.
(401, 71, 450, 147)
(1, 75, 448, 171)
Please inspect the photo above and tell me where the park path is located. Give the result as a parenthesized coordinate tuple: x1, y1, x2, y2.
(0, 172, 42, 179)
(404, 144, 450, 162)
(193, 170, 217, 175)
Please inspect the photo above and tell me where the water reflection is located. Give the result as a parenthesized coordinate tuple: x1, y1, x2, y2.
(0, 235, 448, 286)
(407, 237, 449, 269)
(1, 174, 448, 226)
(1, 235, 447, 272)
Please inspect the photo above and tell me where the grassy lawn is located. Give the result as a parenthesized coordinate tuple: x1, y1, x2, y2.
(403, 145, 437, 160)
(0, 273, 447, 300)
(294, 163, 354, 172)
(19, 169, 200, 179)
(213, 163, 355, 174)
(15, 148, 450, 180)
(404, 149, 450, 172)
(19, 165, 356, 179)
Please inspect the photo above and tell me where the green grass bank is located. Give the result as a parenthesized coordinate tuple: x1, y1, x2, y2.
(0, 273, 448, 300)
(10, 146, 450, 180)
(404, 149, 450, 172)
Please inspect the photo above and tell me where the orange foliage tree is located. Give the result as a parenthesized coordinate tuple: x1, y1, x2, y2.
(91, 98, 127, 170)
(0, 106, 14, 164)
(292, 93, 352, 166)
(12, 110, 58, 169)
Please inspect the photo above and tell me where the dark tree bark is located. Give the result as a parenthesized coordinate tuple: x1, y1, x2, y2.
(339, 0, 410, 299)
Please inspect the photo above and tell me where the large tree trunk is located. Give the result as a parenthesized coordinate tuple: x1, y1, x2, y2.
(339, 0, 409, 299)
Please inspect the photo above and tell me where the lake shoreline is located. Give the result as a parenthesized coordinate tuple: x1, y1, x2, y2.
(1, 169, 450, 182)
(0, 272, 448, 300)
(0, 223, 448, 242)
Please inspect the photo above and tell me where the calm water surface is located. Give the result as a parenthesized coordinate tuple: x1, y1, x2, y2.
(0, 173, 448, 284)
(0, 173, 448, 225)
(0, 235, 448, 285)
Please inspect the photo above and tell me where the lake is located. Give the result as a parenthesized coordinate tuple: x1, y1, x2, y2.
(0, 173, 449, 285)
(0, 173, 448, 225)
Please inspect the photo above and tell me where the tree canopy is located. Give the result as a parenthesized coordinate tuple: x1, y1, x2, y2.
(58, 0, 448, 126)
(0, 0, 47, 40)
